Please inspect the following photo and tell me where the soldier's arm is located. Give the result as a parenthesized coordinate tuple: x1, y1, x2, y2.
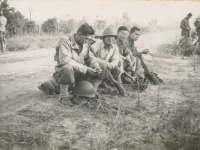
(59, 41, 88, 74)
(180, 19, 189, 30)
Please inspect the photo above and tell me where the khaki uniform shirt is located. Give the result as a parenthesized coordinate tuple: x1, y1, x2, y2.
(89, 39, 120, 69)
(54, 34, 88, 74)
(180, 18, 190, 37)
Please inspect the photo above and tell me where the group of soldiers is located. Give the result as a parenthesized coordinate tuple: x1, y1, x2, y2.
(179, 13, 200, 59)
(38, 23, 149, 105)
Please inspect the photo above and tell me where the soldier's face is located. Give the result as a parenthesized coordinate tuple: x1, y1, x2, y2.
(103, 36, 115, 45)
(130, 30, 140, 41)
(117, 30, 129, 41)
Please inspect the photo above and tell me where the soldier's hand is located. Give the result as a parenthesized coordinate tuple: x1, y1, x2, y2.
(86, 67, 98, 76)
(106, 62, 113, 70)
(142, 49, 149, 54)
(136, 52, 142, 57)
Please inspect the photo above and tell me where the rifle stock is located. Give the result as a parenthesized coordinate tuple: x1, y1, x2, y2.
(138, 56, 162, 85)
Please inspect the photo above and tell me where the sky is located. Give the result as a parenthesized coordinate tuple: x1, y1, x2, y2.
(8, 0, 200, 28)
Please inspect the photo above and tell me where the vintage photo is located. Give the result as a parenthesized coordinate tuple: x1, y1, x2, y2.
(0, 0, 200, 149)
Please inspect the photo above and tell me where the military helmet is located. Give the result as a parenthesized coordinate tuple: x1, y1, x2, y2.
(102, 26, 118, 39)
(73, 80, 95, 98)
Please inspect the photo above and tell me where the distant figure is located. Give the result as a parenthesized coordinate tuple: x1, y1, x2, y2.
(0, 9, 7, 52)
(180, 13, 192, 37)
(179, 31, 198, 59)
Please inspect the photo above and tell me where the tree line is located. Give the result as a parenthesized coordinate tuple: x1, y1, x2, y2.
(3, 0, 187, 37)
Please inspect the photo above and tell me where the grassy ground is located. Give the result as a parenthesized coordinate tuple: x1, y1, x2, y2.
(0, 38, 200, 150)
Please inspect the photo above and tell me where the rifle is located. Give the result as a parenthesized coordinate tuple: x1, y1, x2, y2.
(87, 43, 127, 96)
(138, 55, 163, 85)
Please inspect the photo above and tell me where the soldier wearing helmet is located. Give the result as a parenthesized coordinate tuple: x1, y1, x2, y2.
(88, 26, 122, 83)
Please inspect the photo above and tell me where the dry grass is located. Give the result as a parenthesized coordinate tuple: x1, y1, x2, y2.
(6, 34, 67, 51)
(0, 42, 200, 150)
(156, 39, 180, 58)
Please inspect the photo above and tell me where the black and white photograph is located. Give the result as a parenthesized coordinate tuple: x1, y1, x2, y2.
(0, 0, 200, 149)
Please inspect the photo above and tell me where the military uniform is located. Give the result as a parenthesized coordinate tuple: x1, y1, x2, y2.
(39, 34, 102, 99)
(54, 35, 89, 85)
(179, 36, 196, 56)
(126, 36, 140, 72)
(180, 17, 191, 37)
(88, 39, 121, 80)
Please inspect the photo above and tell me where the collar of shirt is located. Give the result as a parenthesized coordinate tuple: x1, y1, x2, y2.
(69, 34, 80, 50)
(128, 36, 134, 47)
(100, 41, 113, 50)
(103, 44, 113, 50)
(116, 38, 123, 46)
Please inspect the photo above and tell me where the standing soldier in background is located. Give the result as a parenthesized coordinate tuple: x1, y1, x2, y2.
(180, 13, 192, 37)
(0, 8, 7, 52)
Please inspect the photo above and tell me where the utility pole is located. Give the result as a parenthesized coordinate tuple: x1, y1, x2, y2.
(29, 0, 34, 21)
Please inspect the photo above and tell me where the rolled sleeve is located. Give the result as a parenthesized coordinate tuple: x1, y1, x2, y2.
(59, 44, 88, 74)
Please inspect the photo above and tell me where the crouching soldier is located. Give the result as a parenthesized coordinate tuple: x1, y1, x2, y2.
(89, 26, 120, 80)
(179, 31, 198, 59)
(38, 23, 102, 104)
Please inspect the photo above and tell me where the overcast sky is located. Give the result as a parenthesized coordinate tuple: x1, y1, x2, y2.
(8, 0, 200, 28)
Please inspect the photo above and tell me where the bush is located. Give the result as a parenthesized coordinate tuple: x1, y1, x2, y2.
(157, 40, 180, 57)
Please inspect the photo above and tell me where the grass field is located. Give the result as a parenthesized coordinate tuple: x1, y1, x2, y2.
(0, 32, 200, 150)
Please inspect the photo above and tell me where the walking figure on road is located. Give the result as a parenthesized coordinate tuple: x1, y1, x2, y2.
(0, 9, 7, 52)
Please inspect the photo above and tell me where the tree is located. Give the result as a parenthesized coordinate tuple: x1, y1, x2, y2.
(121, 12, 130, 26)
(23, 20, 37, 34)
(0, 0, 35, 36)
(41, 18, 58, 34)
(59, 19, 78, 34)
(78, 17, 87, 27)
(148, 19, 158, 31)
(94, 19, 106, 30)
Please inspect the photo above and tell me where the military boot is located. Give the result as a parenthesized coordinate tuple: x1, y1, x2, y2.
(92, 78, 102, 99)
(59, 84, 74, 105)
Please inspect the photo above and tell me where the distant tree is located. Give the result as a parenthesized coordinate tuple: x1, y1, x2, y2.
(0, 0, 35, 36)
(148, 19, 158, 30)
(78, 17, 87, 27)
(59, 19, 78, 34)
(94, 19, 106, 30)
(42, 18, 58, 34)
(121, 12, 130, 26)
(24, 21, 37, 33)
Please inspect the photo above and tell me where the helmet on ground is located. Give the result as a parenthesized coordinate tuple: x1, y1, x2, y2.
(73, 80, 95, 98)
(102, 26, 118, 39)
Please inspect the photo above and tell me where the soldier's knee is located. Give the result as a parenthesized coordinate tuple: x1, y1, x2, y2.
(57, 64, 75, 85)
